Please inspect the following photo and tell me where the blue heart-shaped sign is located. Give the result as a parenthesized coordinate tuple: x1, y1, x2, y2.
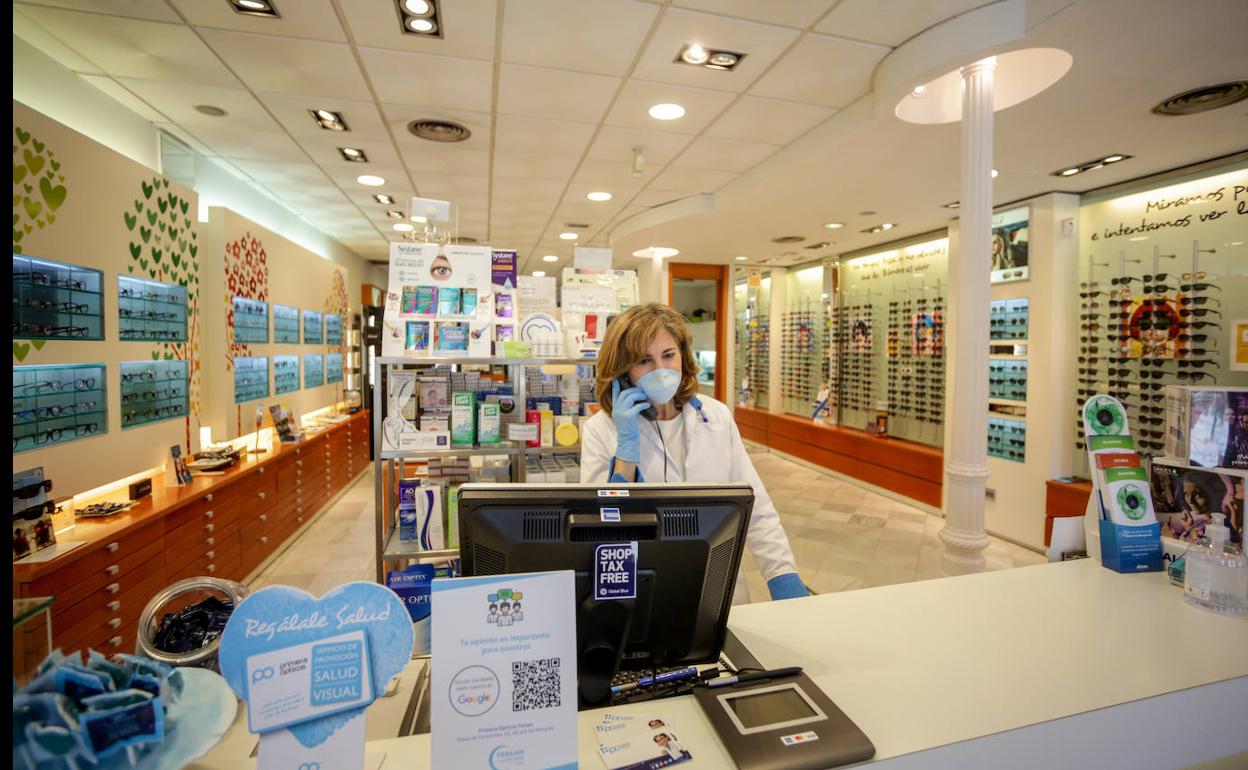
(218, 582, 413, 748)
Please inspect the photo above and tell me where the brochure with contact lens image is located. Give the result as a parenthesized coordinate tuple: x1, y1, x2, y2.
(244, 630, 374, 734)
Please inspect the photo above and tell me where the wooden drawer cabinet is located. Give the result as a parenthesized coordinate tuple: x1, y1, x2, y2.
(58, 564, 166, 654)
(51, 537, 165, 638)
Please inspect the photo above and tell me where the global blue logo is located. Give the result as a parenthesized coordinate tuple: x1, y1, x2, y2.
(488, 745, 525, 769)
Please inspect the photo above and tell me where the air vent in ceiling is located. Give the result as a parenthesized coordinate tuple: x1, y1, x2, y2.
(408, 119, 471, 142)
(771, 235, 805, 243)
(564, 222, 590, 229)
(1152, 81, 1248, 116)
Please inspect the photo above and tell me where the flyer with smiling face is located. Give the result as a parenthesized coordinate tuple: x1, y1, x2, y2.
(431, 570, 577, 770)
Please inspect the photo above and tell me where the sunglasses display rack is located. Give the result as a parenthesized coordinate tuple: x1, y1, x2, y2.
(781, 301, 821, 408)
(882, 289, 946, 440)
(743, 317, 770, 405)
(326, 313, 343, 346)
(232, 296, 269, 344)
(233, 356, 269, 404)
(988, 416, 1027, 463)
(119, 359, 189, 428)
(12, 254, 105, 341)
(834, 297, 877, 417)
(303, 310, 323, 344)
(326, 352, 344, 384)
(989, 299, 1029, 341)
(117, 275, 188, 342)
(304, 353, 325, 388)
(274, 355, 300, 395)
(13, 364, 108, 452)
(273, 304, 300, 343)
(989, 359, 1028, 402)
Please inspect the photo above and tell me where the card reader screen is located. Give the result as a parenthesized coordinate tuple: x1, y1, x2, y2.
(725, 687, 817, 729)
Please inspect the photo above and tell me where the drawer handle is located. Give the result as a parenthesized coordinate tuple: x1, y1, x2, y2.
(106, 583, 120, 594)
(107, 618, 122, 629)
(297, 460, 303, 467)
(108, 635, 122, 648)
(106, 542, 119, 553)
(205, 510, 215, 519)
(259, 467, 265, 474)
(206, 550, 215, 559)
(205, 523, 215, 533)
(260, 536, 269, 544)
(206, 564, 216, 574)
(258, 492, 267, 500)
(206, 536, 215, 546)
(296, 506, 303, 513)
(206, 493, 214, 502)
(107, 600, 120, 612)
(259, 514, 268, 522)
(106, 564, 120, 577)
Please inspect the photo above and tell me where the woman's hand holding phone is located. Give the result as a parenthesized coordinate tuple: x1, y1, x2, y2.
(611, 377, 652, 464)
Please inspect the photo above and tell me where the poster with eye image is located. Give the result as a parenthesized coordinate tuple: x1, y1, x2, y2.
(383, 243, 492, 358)
(990, 206, 1029, 284)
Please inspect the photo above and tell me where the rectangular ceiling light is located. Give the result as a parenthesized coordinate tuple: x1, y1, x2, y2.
(374, 194, 395, 205)
(674, 44, 746, 72)
(396, 0, 442, 38)
(1051, 153, 1132, 177)
(338, 147, 368, 163)
(230, 0, 279, 18)
(309, 108, 348, 132)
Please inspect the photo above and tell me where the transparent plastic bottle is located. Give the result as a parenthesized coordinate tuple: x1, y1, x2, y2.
(1183, 513, 1248, 617)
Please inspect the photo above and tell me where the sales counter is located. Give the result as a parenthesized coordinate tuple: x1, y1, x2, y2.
(192, 558, 1248, 768)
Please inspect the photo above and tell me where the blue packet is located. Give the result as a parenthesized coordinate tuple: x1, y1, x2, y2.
(55, 665, 111, 700)
(82, 689, 154, 711)
(79, 697, 165, 760)
(87, 648, 133, 692)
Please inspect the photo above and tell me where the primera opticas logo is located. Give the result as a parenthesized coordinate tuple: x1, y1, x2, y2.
(488, 745, 525, 770)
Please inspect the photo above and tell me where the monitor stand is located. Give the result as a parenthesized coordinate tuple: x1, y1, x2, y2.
(577, 596, 635, 708)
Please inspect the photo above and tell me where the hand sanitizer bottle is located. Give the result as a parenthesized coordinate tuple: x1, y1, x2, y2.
(1183, 513, 1248, 616)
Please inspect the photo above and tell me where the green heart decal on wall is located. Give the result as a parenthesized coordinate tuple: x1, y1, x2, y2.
(22, 196, 41, 219)
(152, 248, 163, 264)
(14, 164, 27, 184)
(13, 195, 21, 208)
(45, 213, 55, 225)
(134, 201, 143, 212)
(168, 227, 179, 241)
(141, 181, 154, 199)
(31, 139, 44, 153)
(39, 176, 66, 210)
(50, 159, 60, 172)
(15, 127, 30, 145)
(129, 243, 141, 259)
(140, 225, 151, 243)
(179, 200, 188, 215)
(32, 340, 45, 350)
(178, 238, 187, 252)
(23, 183, 32, 194)
(124, 212, 137, 230)
(166, 192, 175, 207)
(13, 342, 31, 362)
(158, 198, 168, 214)
(13, 229, 23, 244)
(183, 217, 191, 228)
(23, 150, 44, 175)
(23, 224, 32, 234)
(172, 252, 181, 267)
(139, 258, 148, 270)
(146, 209, 157, 225)
(158, 220, 165, 233)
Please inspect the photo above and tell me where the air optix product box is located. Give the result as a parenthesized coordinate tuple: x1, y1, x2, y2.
(387, 563, 453, 655)
(451, 391, 476, 447)
(1165, 386, 1248, 469)
(478, 402, 502, 445)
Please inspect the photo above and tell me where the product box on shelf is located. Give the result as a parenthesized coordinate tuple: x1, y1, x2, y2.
(387, 563, 453, 655)
(1150, 457, 1245, 546)
(1164, 386, 1248, 469)
(478, 403, 502, 445)
(451, 392, 477, 446)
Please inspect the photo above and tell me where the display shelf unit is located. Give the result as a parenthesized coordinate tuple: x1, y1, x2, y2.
(117, 276, 187, 342)
(326, 353, 343, 384)
(372, 355, 598, 582)
(303, 310, 323, 344)
(304, 354, 324, 388)
(988, 416, 1027, 463)
(273, 304, 300, 343)
(13, 364, 108, 452)
(120, 359, 188, 428)
(274, 355, 300, 395)
(233, 356, 269, 403)
(988, 358, 1028, 402)
(326, 313, 342, 345)
(12, 254, 105, 341)
(989, 298, 1029, 341)
(232, 297, 269, 344)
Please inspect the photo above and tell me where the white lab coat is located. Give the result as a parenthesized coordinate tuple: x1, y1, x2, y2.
(581, 395, 799, 603)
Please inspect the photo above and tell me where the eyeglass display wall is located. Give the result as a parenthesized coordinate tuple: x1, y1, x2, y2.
(303, 310, 323, 344)
(232, 297, 269, 344)
(13, 364, 107, 452)
(780, 265, 830, 416)
(988, 416, 1027, 463)
(326, 313, 343, 346)
(273, 304, 300, 343)
(326, 353, 343, 384)
(117, 275, 187, 342)
(233, 356, 269, 404)
(733, 268, 770, 408)
(1074, 165, 1248, 477)
(305, 354, 324, 388)
(274, 355, 300, 395)
(990, 299, 1029, 340)
(120, 359, 189, 428)
(13, 254, 105, 341)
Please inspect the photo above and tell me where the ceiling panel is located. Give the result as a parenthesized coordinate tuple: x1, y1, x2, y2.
(199, 30, 369, 99)
(675, 135, 781, 172)
(417, 172, 490, 201)
(492, 177, 566, 201)
(17, 0, 181, 23)
(604, 79, 735, 134)
(586, 125, 695, 166)
(814, 0, 991, 46)
(168, 0, 347, 42)
(13, 7, 105, 73)
(18, 6, 240, 85)
(497, 64, 621, 123)
(631, 8, 800, 92)
(79, 75, 167, 121)
(670, 0, 837, 29)
(649, 165, 737, 193)
(337, 0, 499, 61)
(360, 47, 494, 112)
(491, 152, 580, 181)
(398, 143, 491, 176)
(749, 33, 888, 108)
(225, 159, 334, 185)
(259, 93, 392, 142)
(571, 159, 649, 188)
(500, 0, 659, 76)
(153, 122, 217, 156)
(494, 115, 596, 158)
(297, 134, 404, 169)
(702, 95, 834, 144)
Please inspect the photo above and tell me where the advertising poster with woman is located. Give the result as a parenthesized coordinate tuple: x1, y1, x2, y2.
(911, 311, 943, 357)
(990, 206, 1029, 283)
(1116, 295, 1181, 360)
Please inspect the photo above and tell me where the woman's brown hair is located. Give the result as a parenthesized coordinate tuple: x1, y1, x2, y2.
(595, 303, 700, 415)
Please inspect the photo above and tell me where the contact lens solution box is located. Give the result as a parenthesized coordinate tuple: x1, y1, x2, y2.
(414, 285, 438, 315)
(451, 391, 476, 447)
(477, 402, 502, 445)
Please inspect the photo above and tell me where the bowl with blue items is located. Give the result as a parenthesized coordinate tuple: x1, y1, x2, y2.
(137, 577, 249, 673)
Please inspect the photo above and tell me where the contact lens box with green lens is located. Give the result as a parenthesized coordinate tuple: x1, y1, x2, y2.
(451, 391, 476, 447)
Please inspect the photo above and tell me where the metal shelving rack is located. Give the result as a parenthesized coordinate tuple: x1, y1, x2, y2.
(372, 354, 598, 582)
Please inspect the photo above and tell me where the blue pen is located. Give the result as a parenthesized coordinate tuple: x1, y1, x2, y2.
(611, 666, 700, 694)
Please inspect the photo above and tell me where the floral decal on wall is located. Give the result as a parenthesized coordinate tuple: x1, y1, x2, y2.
(325, 267, 350, 360)
(225, 232, 270, 368)
(124, 176, 202, 429)
(12, 125, 69, 362)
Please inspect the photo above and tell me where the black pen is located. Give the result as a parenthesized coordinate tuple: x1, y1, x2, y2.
(706, 666, 802, 688)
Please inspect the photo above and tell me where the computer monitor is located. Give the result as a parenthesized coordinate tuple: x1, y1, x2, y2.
(457, 482, 753, 707)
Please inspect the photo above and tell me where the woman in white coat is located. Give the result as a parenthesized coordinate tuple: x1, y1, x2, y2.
(580, 303, 808, 602)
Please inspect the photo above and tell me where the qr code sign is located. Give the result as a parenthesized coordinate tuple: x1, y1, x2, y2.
(512, 657, 561, 711)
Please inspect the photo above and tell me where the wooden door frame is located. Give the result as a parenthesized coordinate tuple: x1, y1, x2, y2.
(668, 262, 727, 403)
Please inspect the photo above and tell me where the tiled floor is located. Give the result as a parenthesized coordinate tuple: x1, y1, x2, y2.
(250, 449, 1047, 601)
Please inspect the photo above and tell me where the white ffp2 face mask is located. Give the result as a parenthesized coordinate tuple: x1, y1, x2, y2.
(637, 367, 681, 406)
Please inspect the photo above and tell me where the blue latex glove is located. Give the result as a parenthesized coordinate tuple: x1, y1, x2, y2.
(611, 378, 651, 464)
(767, 573, 809, 601)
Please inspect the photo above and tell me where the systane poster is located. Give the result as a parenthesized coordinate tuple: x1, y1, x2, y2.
(383, 243, 493, 358)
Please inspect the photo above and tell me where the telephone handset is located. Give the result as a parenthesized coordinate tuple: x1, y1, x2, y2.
(617, 375, 657, 421)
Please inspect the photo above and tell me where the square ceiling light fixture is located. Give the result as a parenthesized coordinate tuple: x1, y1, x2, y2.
(1051, 153, 1132, 177)
(675, 43, 746, 71)
(397, 0, 442, 37)
(338, 147, 368, 163)
(230, 0, 279, 17)
(309, 109, 348, 132)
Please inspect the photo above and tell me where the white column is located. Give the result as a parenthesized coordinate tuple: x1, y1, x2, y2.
(940, 58, 996, 574)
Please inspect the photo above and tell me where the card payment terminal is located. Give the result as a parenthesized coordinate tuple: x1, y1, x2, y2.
(693, 669, 874, 770)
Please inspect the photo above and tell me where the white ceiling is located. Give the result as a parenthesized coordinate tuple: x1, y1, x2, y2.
(11, 0, 1248, 274)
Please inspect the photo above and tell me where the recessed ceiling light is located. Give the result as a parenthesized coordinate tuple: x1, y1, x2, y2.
(943, 201, 960, 209)
(734, 256, 748, 261)
(532, 271, 546, 277)
(407, 17, 436, 33)
(823, 222, 844, 230)
(707, 52, 739, 68)
(231, 0, 278, 17)
(771, 235, 805, 244)
(1050, 154, 1132, 177)
(403, 0, 431, 13)
(881, 223, 895, 230)
(587, 191, 612, 202)
(357, 174, 386, 187)
(385, 210, 403, 219)
(1059, 167, 1080, 176)
(397, 0, 441, 37)
(374, 194, 395, 205)
(910, 84, 926, 97)
(674, 44, 745, 71)
(542, 255, 559, 262)
(309, 108, 348, 132)
(1103, 154, 1125, 163)
(393, 223, 414, 232)
(861, 223, 897, 234)
(338, 147, 368, 162)
(990, 168, 999, 178)
(859, 210, 875, 216)
(648, 103, 686, 121)
(632, 247, 679, 259)
(194, 104, 227, 117)
(682, 44, 709, 65)
(559, 232, 578, 240)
